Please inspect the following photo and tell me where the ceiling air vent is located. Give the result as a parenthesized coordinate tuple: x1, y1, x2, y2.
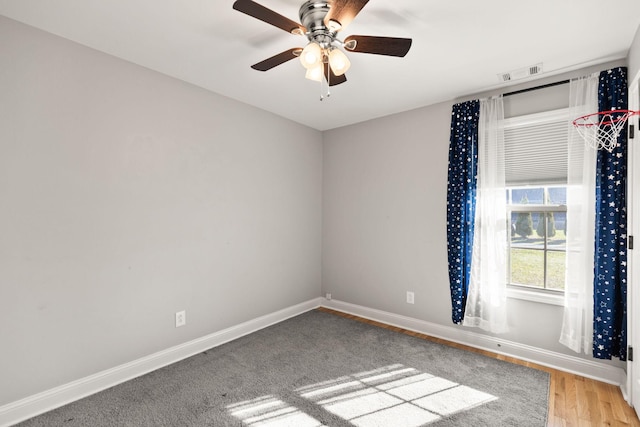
(498, 63, 543, 82)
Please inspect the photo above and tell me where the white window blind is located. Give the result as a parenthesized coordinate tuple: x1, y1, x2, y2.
(504, 108, 570, 185)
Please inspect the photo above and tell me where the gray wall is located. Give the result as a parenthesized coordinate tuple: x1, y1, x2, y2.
(630, 24, 640, 82)
(0, 16, 322, 405)
(322, 61, 627, 365)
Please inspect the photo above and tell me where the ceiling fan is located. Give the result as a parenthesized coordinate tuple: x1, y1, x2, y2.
(232, 0, 412, 90)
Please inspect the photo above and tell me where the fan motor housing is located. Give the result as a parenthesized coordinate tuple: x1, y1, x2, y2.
(299, 0, 336, 47)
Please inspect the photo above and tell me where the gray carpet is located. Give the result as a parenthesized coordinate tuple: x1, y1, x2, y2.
(17, 310, 549, 426)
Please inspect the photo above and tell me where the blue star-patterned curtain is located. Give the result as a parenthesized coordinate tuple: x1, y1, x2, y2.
(593, 67, 628, 360)
(447, 100, 480, 324)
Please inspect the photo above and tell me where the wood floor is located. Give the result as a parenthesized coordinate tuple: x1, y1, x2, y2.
(317, 307, 640, 426)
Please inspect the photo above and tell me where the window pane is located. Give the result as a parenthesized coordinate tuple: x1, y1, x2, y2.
(507, 185, 567, 293)
(531, 212, 566, 242)
(545, 214, 566, 251)
(553, 211, 567, 243)
(547, 187, 566, 205)
(510, 248, 544, 288)
(511, 188, 544, 205)
(547, 251, 566, 291)
(512, 211, 538, 240)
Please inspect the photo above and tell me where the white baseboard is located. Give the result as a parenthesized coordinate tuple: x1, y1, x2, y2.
(322, 299, 627, 388)
(0, 298, 323, 427)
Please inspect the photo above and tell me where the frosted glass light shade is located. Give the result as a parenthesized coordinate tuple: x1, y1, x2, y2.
(328, 48, 350, 76)
(305, 64, 324, 82)
(300, 42, 322, 69)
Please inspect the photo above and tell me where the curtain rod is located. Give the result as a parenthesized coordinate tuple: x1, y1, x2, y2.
(502, 79, 570, 97)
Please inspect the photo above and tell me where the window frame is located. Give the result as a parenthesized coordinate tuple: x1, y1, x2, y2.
(503, 108, 571, 305)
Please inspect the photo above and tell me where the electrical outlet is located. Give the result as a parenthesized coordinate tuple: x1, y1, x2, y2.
(175, 310, 186, 328)
(326, 293, 332, 300)
(406, 291, 415, 304)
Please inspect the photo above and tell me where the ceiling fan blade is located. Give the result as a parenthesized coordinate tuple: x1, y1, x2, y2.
(324, 0, 369, 31)
(344, 35, 412, 57)
(251, 48, 302, 71)
(233, 0, 306, 34)
(324, 63, 347, 86)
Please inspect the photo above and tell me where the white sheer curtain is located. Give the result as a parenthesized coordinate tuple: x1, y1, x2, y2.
(463, 96, 509, 333)
(559, 74, 598, 353)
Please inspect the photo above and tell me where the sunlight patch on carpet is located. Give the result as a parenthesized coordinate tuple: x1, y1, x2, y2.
(227, 395, 324, 427)
(227, 364, 497, 426)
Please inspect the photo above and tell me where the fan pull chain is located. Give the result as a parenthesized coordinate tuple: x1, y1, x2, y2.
(320, 62, 331, 101)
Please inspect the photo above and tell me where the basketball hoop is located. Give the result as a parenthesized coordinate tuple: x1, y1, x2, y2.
(572, 109, 638, 152)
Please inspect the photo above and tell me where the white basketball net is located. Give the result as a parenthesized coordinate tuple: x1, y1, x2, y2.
(573, 110, 636, 153)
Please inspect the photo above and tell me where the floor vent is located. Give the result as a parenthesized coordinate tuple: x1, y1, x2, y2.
(498, 63, 543, 82)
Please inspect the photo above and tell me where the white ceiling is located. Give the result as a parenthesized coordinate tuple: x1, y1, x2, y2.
(2, 0, 640, 131)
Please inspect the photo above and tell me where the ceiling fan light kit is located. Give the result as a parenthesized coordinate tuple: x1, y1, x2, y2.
(300, 42, 323, 69)
(328, 48, 350, 76)
(232, 0, 412, 99)
(305, 64, 324, 82)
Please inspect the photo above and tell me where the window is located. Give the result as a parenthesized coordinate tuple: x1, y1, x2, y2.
(507, 186, 566, 292)
(504, 108, 570, 298)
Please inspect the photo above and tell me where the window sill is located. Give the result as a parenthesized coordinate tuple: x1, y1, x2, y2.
(507, 286, 564, 306)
